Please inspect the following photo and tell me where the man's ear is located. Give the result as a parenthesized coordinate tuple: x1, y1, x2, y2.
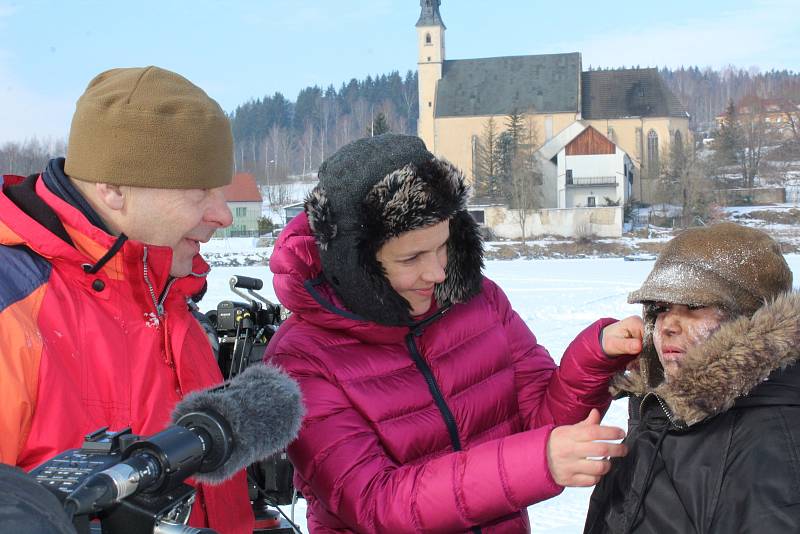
(95, 183, 125, 211)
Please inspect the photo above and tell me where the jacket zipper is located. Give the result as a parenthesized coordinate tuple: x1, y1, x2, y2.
(405, 325, 482, 534)
(405, 332, 463, 451)
(141, 246, 177, 318)
(639, 392, 688, 431)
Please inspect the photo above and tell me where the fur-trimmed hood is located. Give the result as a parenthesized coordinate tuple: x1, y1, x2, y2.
(304, 134, 483, 326)
(612, 292, 800, 426)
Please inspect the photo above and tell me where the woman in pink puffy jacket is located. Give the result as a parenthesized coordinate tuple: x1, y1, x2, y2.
(265, 134, 642, 533)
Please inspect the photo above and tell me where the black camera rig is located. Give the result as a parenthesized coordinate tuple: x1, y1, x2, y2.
(204, 275, 297, 532)
(30, 275, 299, 534)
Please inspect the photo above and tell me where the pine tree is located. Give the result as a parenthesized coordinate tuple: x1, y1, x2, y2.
(368, 112, 390, 136)
(473, 117, 499, 200)
(715, 100, 743, 168)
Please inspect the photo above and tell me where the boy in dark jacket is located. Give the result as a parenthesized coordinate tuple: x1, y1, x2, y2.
(584, 222, 800, 533)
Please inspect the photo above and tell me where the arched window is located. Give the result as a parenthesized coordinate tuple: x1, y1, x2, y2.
(425, 33, 432, 45)
(647, 130, 659, 177)
(673, 129, 682, 148)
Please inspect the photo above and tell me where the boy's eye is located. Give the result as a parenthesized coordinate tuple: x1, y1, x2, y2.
(687, 304, 706, 311)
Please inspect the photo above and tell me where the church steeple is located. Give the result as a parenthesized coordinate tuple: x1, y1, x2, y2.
(416, 0, 445, 152)
(416, 0, 446, 29)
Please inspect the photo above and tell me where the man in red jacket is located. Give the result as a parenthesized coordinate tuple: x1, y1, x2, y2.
(0, 66, 254, 533)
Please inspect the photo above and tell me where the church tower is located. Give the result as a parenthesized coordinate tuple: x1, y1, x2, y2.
(416, 0, 445, 151)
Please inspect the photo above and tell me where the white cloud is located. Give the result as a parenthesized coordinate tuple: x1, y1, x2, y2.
(544, 1, 799, 71)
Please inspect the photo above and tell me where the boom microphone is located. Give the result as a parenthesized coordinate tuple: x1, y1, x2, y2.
(173, 362, 304, 483)
(64, 364, 304, 515)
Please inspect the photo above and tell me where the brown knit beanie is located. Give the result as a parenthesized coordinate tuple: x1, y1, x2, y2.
(65, 66, 233, 189)
(629, 222, 792, 315)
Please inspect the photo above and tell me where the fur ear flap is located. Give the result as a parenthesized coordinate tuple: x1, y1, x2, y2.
(435, 210, 484, 305)
(304, 186, 336, 250)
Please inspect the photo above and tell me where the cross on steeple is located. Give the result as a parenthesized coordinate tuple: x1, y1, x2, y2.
(416, 0, 446, 28)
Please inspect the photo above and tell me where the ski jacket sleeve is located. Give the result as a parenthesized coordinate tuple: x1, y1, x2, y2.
(0, 285, 45, 464)
(486, 280, 632, 428)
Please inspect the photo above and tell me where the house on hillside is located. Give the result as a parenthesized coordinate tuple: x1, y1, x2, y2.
(716, 96, 800, 140)
(218, 172, 263, 237)
(415, 0, 689, 211)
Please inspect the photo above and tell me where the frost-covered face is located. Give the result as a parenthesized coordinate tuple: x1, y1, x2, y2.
(653, 303, 727, 381)
(376, 220, 449, 316)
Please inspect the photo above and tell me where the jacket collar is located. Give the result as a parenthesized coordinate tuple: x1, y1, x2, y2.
(0, 174, 208, 304)
(613, 292, 800, 426)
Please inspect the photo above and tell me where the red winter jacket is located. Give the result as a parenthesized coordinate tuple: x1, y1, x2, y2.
(0, 174, 253, 533)
(265, 213, 629, 533)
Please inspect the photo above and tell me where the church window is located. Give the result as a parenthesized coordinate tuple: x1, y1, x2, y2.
(428, 102, 432, 108)
(425, 33, 432, 45)
(647, 130, 659, 177)
(674, 129, 682, 147)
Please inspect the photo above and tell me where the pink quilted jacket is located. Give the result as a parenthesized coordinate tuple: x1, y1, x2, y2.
(265, 213, 629, 533)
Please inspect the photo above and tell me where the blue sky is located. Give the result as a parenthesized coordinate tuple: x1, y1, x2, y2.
(1, 0, 798, 144)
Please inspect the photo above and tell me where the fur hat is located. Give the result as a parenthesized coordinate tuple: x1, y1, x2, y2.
(65, 66, 233, 189)
(304, 134, 483, 325)
(628, 222, 792, 387)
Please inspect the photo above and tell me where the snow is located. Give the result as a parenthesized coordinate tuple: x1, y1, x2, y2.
(198, 240, 800, 533)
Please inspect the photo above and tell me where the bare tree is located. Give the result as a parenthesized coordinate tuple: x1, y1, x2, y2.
(738, 96, 769, 189)
(508, 118, 542, 241)
(263, 183, 295, 225)
(0, 137, 66, 176)
(661, 138, 715, 226)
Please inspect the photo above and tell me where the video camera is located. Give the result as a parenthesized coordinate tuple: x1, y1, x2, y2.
(204, 275, 285, 381)
(31, 427, 207, 534)
(203, 275, 297, 531)
(29, 275, 300, 534)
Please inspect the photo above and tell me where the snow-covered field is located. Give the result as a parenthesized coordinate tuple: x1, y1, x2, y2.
(199, 241, 800, 533)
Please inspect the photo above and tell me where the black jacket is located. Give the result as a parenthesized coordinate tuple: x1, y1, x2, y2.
(585, 293, 800, 534)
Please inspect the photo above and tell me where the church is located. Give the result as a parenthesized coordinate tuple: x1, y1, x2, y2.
(415, 1, 689, 235)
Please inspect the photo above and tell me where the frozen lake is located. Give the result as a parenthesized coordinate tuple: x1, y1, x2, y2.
(199, 253, 800, 533)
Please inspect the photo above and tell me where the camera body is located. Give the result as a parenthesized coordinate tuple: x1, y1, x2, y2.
(30, 427, 199, 534)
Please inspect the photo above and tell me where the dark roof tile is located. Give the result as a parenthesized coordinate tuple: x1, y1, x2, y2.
(581, 68, 688, 119)
(435, 53, 581, 117)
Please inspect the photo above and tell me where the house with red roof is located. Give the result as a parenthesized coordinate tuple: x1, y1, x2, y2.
(217, 172, 263, 237)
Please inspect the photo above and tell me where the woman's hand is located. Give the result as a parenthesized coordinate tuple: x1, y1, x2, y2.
(601, 316, 644, 357)
(546, 409, 626, 487)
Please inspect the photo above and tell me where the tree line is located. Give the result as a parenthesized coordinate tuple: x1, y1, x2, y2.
(658, 66, 800, 129)
(230, 70, 418, 183)
(4, 66, 800, 181)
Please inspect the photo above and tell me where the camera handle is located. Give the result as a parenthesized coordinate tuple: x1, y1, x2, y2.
(229, 276, 275, 311)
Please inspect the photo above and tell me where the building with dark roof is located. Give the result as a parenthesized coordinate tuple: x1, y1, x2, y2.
(416, 1, 689, 205)
(217, 172, 263, 237)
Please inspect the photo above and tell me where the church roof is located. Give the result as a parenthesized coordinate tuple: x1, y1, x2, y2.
(581, 68, 688, 119)
(434, 52, 581, 118)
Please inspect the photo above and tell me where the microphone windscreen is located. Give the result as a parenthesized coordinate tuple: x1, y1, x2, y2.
(171, 363, 304, 484)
